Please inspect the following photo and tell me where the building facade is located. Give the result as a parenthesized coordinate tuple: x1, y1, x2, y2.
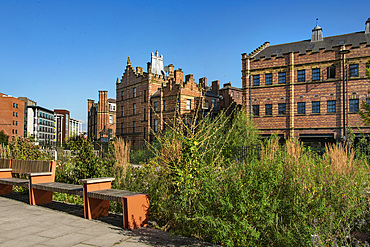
(87, 91, 116, 141)
(242, 18, 370, 143)
(219, 82, 243, 116)
(116, 51, 221, 146)
(27, 106, 56, 145)
(0, 93, 25, 139)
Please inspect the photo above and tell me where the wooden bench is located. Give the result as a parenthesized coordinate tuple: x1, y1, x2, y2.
(0, 159, 56, 205)
(0, 159, 149, 230)
(80, 177, 149, 230)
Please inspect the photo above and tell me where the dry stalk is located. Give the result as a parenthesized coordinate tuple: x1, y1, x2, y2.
(260, 136, 280, 162)
(0, 143, 10, 158)
(323, 143, 355, 176)
(113, 138, 131, 176)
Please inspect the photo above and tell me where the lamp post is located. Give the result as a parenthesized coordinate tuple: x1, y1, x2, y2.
(339, 49, 350, 143)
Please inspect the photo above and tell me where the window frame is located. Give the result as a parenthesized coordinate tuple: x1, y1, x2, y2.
(253, 75, 260, 86)
(265, 73, 272, 85)
(312, 101, 320, 114)
(133, 87, 137, 98)
(349, 99, 359, 112)
(297, 70, 305, 82)
(349, 64, 359, 77)
(252, 105, 260, 116)
(186, 99, 191, 110)
(327, 66, 336, 79)
(327, 100, 336, 113)
(133, 103, 136, 115)
(312, 68, 320, 81)
(265, 104, 272, 116)
(278, 103, 286, 115)
(297, 102, 305, 114)
(278, 72, 286, 84)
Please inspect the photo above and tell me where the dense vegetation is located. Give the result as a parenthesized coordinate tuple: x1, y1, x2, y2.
(1, 109, 370, 246)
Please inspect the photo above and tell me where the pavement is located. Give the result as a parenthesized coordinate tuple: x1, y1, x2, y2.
(0, 193, 216, 247)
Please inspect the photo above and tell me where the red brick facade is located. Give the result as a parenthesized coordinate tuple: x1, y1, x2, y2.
(242, 19, 370, 142)
(116, 54, 222, 146)
(0, 93, 25, 139)
(87, 91, 116, 141)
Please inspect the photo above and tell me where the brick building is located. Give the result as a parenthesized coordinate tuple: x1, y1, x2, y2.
(242, 18, 370, 143)
(0, 93, 25, 139)
(87, 91, 116, 141)
(116, 51, 221, 146)
(219, 82, 243, 116)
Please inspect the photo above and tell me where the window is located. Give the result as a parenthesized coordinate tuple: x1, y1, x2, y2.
(163, 100, 166, 111)
(297, 70, 305, 82)
(121, 106, 124, 117)
(15, 121, 18, 126)
(237, 92, 240, 98)
(253, 105, 260, 116)
(327, 66, 336, 79)
(278, 72, 286, 84)
(121, 91, 124, 100)
(133, 122, 136, 133)
(133, 103, 136, 115)
(186, 99, 191, 110)
(253, 75, 260, 86)
(154, 119, 158, 133)
(265, 104, 272, 115)
(297, 102, 305, 114)
(278, 103, 286, 115)
(109, 115, 113, 124)
(121, 123, 124, 134)
(143, 90, 147, 102)
(312, 101, 320, 113)
(13, 103, 15, 108)
(13, 112, 15, 116)
(12, 120, 14, 125)
(211, 99, 216, 106)
(144, 108, 146, 120)
(327, 100, 336, 113)
(349, 64, 359, 77)
(265, 73, 272, 85)
(349, 99, 359, 112)
(154, 101, 158, 112)
(133, 88, 137, 97)
(312, 68, 320, 81)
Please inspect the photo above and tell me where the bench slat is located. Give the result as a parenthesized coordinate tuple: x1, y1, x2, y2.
(32, 182, 83, 196)
(12, 160, 50, 174)
(0, 159, 11, 169)
(88, 189, 143, 202)
(0, 178, 29, 188)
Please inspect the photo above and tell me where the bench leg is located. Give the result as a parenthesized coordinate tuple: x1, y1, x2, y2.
(85, 198, 110, 220)
(0, 184, 12, 195)
(122, 194, 150, 230)
(30, 188, 53, 205)
(82, 182, 112, 220)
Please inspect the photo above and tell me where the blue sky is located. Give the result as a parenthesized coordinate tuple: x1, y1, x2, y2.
(1, 0, 369, 131)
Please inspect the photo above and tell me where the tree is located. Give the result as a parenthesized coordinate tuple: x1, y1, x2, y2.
(0, 130, 9, 145)
(359, 59, 370, 125)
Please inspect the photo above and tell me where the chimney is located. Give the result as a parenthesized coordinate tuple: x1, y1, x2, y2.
(168, 64, 175, 78)
(311, 18, 323, 42)
(366, 18, 370, 34)
(199, 77, 207, 90)
(175, 68, 183, 84)
(87, 99, 95, 112)
(212, 80, 219, 95)
(185, 74, 194, 83)
(136, 66, 143, 74)
(98, 91, 108, 113)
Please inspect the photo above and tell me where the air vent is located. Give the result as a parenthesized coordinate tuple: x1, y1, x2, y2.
(280, 97, 285, 100)
(314, 94, 318, 97)
(275, 49, 281, 53)
(330, 93, 334, 96)
(267, 98, 270, 100)
(299, 96, 303, 98)
(352, 92, 357, 95)
(254, 99, 257, 101)
(339, 40, 345, 44)
(308, 45, 314, 49)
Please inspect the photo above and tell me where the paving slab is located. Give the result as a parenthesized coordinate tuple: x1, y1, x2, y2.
(0, 192, 218, 247)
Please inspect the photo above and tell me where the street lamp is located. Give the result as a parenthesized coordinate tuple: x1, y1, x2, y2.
(339, 49, 350, 143)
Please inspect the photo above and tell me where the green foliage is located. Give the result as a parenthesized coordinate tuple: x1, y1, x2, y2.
(9, 137, 51, 160)
(0, 130, 9, 145)
(359, 59, 370, 125)
(57, 136, 114, 184)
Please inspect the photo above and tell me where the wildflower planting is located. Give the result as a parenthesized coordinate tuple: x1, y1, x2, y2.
(3, 110, 370, 246)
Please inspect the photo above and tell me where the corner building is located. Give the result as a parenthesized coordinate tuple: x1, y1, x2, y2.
(116, 51, 221, 146)
(242, 18, 370, 143)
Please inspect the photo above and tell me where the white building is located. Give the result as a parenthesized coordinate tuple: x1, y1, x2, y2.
(27, 106, 55, 145)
